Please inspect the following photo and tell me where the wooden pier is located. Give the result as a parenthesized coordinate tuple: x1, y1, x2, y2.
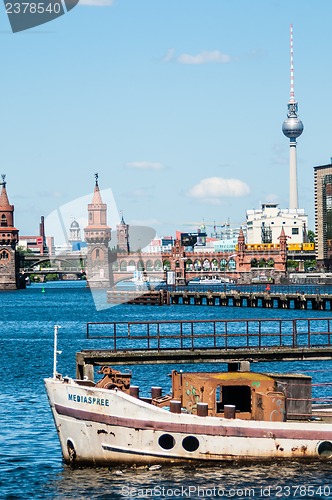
(107, 289, 332, 310)
(107, 290, 168, 305)
(76, 317, 332, 378)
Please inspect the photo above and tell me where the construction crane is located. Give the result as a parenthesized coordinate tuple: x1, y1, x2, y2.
(183, 220, 230, 239)
(205, 220, 231, 239)
(183, 219, 231, 238)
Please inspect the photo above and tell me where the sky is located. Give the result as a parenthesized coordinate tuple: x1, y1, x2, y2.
(2, 0, 332, 242)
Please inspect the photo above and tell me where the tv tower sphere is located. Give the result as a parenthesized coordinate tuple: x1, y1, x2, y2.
(282, 114, 303, 138)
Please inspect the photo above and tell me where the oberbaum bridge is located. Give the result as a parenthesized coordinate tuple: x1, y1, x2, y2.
(2, 174, 332, 370)
(14, 177, 332, 313)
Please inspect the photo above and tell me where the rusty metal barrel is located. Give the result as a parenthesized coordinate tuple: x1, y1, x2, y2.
(224, 404, 236, 419)
(197, 403, 208, 417)
(151, 386, 162, 399)
(130, 386, 140, 398)
(170, 400, 182, 413)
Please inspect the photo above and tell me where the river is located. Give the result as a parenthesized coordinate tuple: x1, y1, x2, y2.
(1, 281, 332, 499)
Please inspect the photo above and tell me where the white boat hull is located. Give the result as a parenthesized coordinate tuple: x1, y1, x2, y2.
(45, 377, 332, 465)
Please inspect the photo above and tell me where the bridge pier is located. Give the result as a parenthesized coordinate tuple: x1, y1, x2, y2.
(207, 293, 215, 306)
(230, 292, 242, 307)
(194, 293, 202, 305)
(219, 294, 228, 306)
(247, 294, 257, 307)
(182, 292, 190, 305)
(295, 295, 307, 310)
(170, 293, 179, 304)
(313, 296, 324, 310)
(262, 293, 272, 308)
(278, 295, 289, 309)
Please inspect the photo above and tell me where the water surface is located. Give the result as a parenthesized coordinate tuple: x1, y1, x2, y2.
(1, 281, 332, 498)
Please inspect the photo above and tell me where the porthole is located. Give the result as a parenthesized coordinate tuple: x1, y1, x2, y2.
(158, 433, 175, 450)
(182, 435, 199, 452)
(67, 439, 77, 463)
(317, 441, 332, 457)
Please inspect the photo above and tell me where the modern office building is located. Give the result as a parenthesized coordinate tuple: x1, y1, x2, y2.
(246, 203, 308, 245)
(314, 162, 332, 268)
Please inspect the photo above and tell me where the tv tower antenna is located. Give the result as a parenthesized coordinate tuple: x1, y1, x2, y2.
(282, 24, 304, 210)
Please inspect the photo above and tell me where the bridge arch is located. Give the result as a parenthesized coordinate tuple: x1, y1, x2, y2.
(194, 259, 202, 271)
(203, 258, 210, 271)
(137, 259, 144, 271)
(23, 256, 83, 269)
(120, 260, 127, 271)
(154, 259, 162, 271)
(146, 259, 154, 271)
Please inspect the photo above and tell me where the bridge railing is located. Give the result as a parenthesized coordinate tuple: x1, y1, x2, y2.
(86, 318, 332, 352)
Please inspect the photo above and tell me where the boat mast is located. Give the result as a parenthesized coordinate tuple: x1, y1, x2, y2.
(53, 325, 62, 378)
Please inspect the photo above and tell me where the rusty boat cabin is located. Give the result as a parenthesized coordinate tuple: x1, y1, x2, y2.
(94, 361, 313, 422)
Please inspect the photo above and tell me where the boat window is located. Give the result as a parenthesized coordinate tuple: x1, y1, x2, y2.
(216, 385, 222, 412)
(158, 434, 175, 450)
(317, 441, 332, 457)
(216, 385, 251, 413)
(182, 436, 199, 452)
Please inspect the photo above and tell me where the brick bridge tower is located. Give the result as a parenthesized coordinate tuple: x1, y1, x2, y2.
(171, 239, 187, 284)
(278, 226, 288, 265)
(0, 175, 20, 289)
(84, 174, 112, 287)
(116, 212, 130, 253)
(236, 226, 287, 283)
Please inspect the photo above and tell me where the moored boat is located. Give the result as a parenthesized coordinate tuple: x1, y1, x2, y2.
(44, 328, 332, 466)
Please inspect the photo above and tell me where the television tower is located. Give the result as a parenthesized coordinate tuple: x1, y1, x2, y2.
(282, 24, 304, 210)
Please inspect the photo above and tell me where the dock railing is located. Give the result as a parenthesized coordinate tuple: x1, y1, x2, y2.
(86, 317, 332, 353)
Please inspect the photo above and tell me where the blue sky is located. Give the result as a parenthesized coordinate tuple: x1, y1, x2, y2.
(2, 0, 332, 240)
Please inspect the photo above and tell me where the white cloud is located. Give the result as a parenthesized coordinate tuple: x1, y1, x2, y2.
(187, 177, 250, 204)
(125, 161, 164, 170)
(79, 0, 114, 6)
(177, 50, 231, 65)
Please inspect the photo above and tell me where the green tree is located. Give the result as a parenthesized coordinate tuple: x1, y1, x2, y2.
(307, 230, 315, 243)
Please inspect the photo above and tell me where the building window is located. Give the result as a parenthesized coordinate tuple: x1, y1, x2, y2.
(292, 228, 299, 235)
(0, 250, 9, 259)
(1, 214, 7, 227)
